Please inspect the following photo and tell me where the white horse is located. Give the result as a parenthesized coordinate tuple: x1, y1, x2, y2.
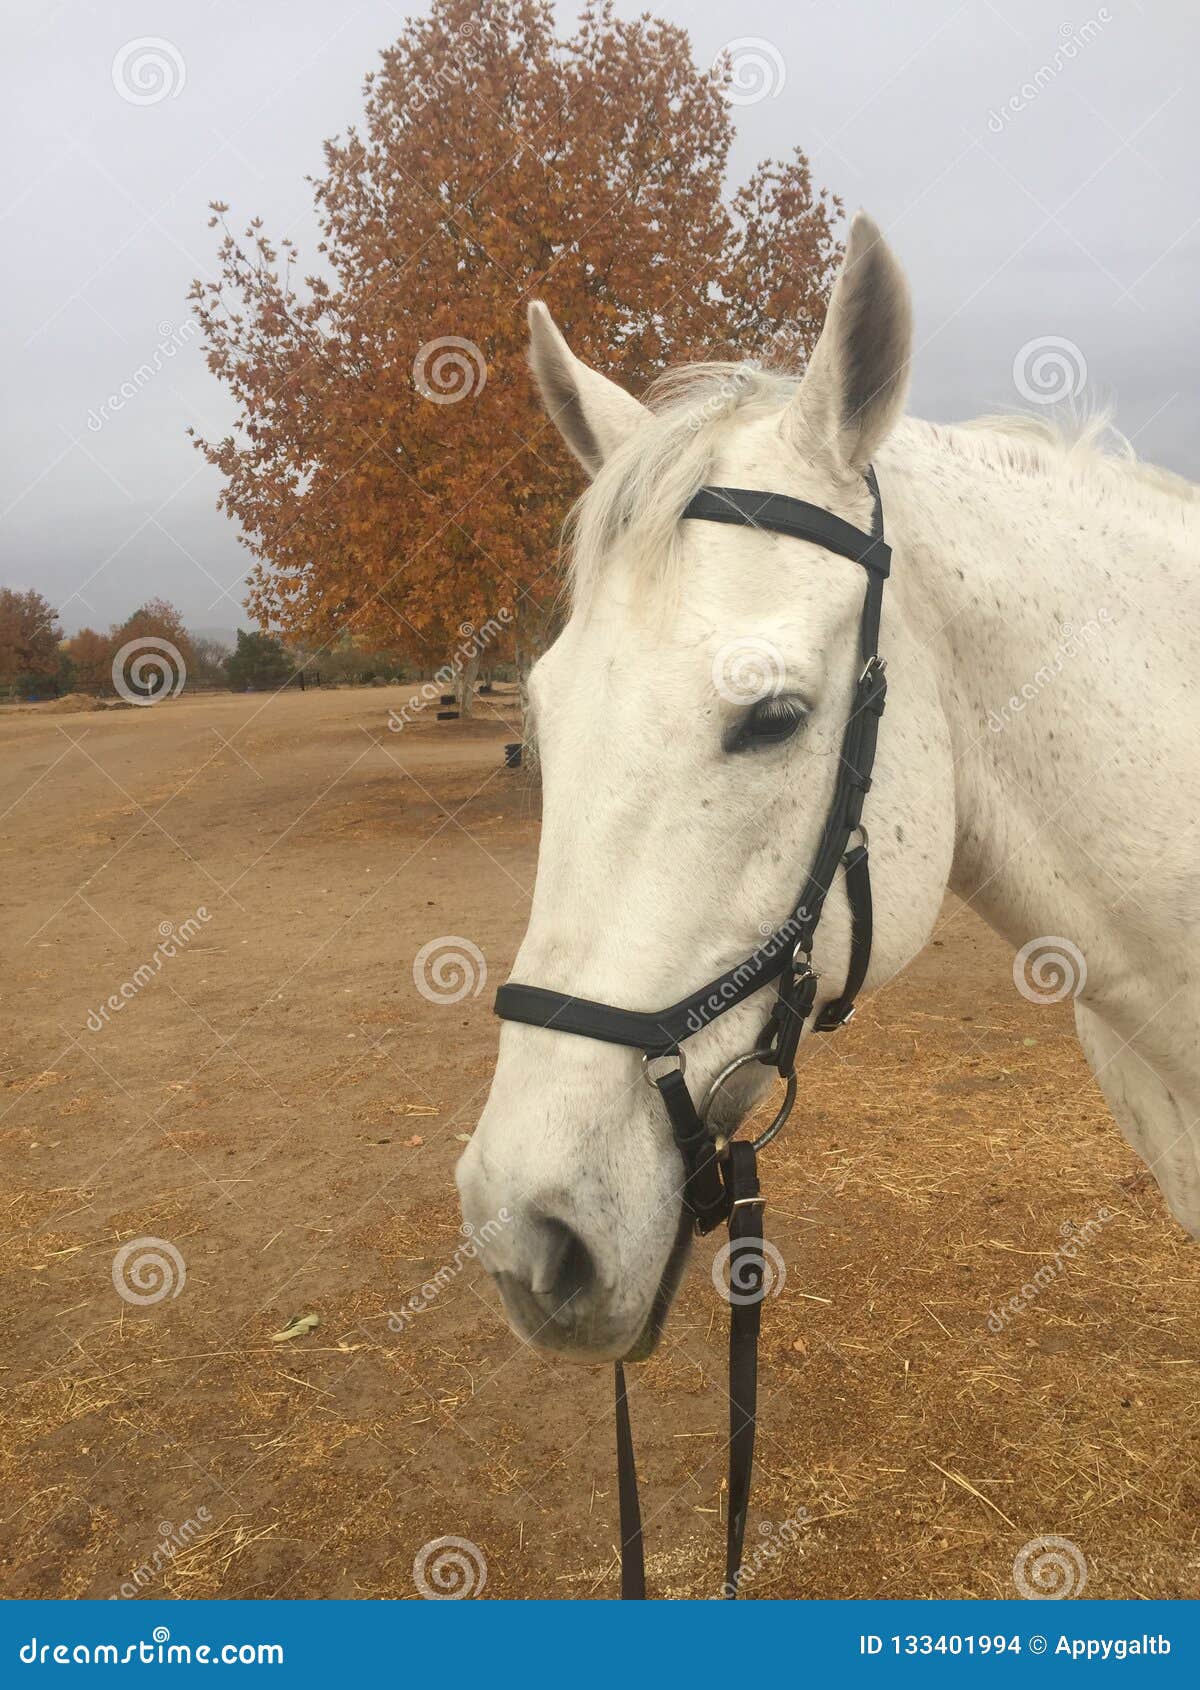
(457, 213, 1200, 1362)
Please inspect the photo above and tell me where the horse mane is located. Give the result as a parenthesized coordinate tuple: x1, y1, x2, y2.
(933, 411, 1200, 509)
(565, 361, 1200, 606)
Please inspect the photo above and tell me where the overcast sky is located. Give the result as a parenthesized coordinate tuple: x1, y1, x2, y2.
(2, 0, 1196, 637)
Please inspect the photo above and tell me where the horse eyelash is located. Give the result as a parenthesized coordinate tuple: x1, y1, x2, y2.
(724, 696, 809, 754)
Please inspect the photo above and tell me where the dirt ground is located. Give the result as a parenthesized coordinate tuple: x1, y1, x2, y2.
(1, 683, 1197, 1602)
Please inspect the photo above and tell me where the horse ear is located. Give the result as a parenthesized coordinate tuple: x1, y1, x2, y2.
(786, 213, 912, 472)
(527, 302, 649, 476)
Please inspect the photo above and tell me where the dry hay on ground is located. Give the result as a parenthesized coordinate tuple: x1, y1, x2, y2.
(0, 688, 1196, 1599)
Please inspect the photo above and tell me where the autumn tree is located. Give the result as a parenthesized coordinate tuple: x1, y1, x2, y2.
(191, 0, 841, 673)
(64, 627, 113, 692)
(0, 588, 63, 692)
(108, 599, 195, 697)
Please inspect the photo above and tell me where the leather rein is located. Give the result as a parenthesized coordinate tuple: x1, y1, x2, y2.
(493, 470, 890, 1598)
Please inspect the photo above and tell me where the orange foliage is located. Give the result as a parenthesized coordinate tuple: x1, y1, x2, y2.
(0, 588, 62, 686)
(63, 627, 111, 692)
(109, 599, 196, 672)
(190, 0, 842, 666)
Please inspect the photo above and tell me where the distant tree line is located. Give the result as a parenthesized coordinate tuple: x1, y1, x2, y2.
(0, 587, 502, 700)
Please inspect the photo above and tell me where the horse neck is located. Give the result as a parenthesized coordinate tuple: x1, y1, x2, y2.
(876, 420, 1188, 949)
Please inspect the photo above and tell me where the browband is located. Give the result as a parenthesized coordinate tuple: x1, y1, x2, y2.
(681, 486, 890, 577)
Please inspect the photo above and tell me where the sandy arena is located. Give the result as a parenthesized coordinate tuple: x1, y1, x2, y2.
(1, 685, 1197, 1599)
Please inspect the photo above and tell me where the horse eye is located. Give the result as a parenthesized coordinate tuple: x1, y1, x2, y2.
(726, 696, 809, 754)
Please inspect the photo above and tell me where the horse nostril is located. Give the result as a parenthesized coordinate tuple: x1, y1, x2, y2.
(528, 1216, 595, 1306)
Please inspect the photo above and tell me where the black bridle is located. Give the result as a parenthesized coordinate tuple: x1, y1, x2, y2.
(493, 471, 890, 1598)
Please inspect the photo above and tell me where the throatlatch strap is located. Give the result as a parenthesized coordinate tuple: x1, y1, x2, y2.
(813, 843, 873, 1031)
(787, 657, 885, 954)
(613, 1363, 645, 1599)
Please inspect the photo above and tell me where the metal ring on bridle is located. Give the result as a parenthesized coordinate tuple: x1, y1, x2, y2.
(642, 1049, 685, 1087)
(699, 1051, 798, 1152)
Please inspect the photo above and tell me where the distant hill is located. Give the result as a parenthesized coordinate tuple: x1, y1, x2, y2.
(188, 625, 238, 652)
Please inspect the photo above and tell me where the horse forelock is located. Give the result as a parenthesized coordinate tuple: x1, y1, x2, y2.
(564, 363, 801, 609)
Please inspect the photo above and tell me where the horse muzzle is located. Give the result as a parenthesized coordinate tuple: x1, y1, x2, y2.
(456, 1135, 684, 1362)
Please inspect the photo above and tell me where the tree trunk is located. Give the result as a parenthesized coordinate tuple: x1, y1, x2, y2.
(515, 634, 540, 771)
(453, 646, 480, 716)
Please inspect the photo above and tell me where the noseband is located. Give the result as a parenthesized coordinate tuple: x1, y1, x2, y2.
(494, 470, 890, 1598)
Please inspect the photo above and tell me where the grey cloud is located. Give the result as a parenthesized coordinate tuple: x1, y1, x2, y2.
(2, 0, 1196, 629)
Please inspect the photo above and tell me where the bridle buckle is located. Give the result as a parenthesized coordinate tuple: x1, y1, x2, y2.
(765, 943, 818, 1076)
